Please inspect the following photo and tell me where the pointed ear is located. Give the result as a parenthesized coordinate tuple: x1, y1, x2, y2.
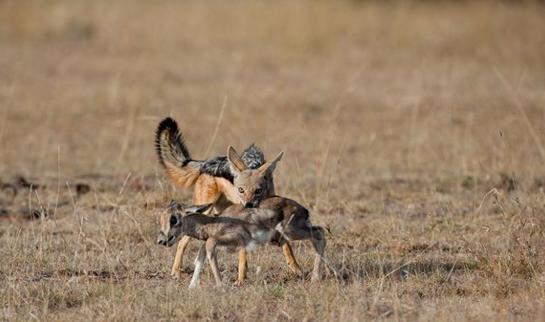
(227, 146, 247, 174)
(258, 151, 284, 175)
(187, 203, 213, 214)
(168, 200, 183, 211)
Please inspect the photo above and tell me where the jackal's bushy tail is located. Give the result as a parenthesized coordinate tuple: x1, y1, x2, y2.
(155, 117, 201, 188)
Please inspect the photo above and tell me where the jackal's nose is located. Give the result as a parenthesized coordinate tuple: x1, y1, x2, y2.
(156, 232, 167, 246)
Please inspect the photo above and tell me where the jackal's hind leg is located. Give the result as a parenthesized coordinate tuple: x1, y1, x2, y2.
(171, 235, 191, 279)
(282, 243, 303, 277)
(235, 248, 248, 286)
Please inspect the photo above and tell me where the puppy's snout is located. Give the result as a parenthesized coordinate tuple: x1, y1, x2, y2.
(245, 201, 257, 208)
(157, 232, 167, 246)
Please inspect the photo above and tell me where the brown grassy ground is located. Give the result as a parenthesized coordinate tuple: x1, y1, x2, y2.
(1, 0, 545, 320)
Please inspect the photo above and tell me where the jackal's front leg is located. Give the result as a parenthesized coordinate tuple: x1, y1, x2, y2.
(234, 248, 248, 286)
(282, 242, 303, 277)
(171, 235, 191, 279)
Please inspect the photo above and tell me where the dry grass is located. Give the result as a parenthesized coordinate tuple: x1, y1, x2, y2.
(1, 0, 545, 320)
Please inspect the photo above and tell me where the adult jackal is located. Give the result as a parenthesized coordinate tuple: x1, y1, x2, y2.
(155, 117, 302, 281)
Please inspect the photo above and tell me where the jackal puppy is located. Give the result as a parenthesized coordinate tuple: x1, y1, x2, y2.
(157, 198, 326, 288)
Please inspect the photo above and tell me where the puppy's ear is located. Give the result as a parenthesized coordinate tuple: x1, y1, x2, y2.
(168, 200, 185, 211)
(187, 203, 213, 214)
(227, 146, 247, 175)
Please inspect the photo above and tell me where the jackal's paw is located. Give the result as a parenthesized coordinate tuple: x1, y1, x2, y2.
(287, 269, 305, 281)
(288, 266, 304, 277)
(233, 279, 244, 287)
(170, 270, 182, 280)
(294, 270, 305, 279)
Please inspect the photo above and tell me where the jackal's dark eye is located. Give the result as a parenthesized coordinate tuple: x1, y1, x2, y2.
(169, 215, 178, 227)
(238, 187, 244, 193)
(255, 187, 262, 195)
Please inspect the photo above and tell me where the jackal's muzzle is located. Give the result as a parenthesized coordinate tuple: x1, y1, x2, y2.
(157, 231, 177, 247)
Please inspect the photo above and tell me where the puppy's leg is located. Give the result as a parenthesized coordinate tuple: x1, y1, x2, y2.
(206, 238, 222, 287)
(188, 243, 207, 289)
(171, 235, 191, 279)
(310, 227, 326, 282)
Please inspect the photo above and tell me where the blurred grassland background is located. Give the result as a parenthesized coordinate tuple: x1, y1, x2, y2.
(1, 0, 545, 321)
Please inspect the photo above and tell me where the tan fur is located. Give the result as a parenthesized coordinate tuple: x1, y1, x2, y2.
(236, 248, 247, 286)
(156, 123, 201, 188)
(163, 161, 197, 188)
(193, 174, 222, 205)
(214, 177, 241, 205)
